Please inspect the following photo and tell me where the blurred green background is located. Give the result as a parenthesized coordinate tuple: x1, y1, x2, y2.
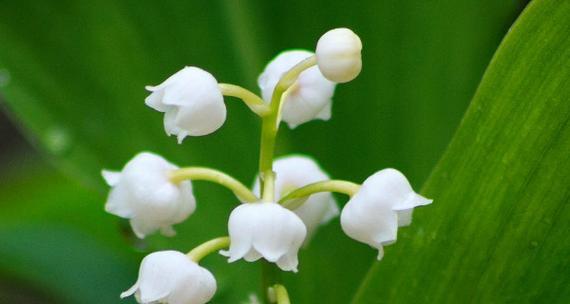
(2, 0, 558, 303)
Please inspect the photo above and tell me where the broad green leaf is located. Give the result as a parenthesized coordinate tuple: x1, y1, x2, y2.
(352, 0, 570, 302)
(0, 0, 523, 303)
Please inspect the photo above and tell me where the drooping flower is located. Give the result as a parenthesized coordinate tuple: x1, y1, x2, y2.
(252, 155, 338, 241)
(258, 50, 336, 128)
(340, 168, 432, 259)
(316, 28, 362, 83)
(145, 66, 226, 143)
(221, 202, 306, 272)
(121, 251, 216, 304)
(102, 152, 195, 238)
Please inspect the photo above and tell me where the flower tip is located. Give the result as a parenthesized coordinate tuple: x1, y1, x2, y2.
(120, 284, 137, 299)
(316, 27, 362, 83)
(101, 169, 120, 186)
(176, 132, 187, 144)
(376, 247, 385, 260)
(417, 195, 433, 206)
(160, 226, 176, 237)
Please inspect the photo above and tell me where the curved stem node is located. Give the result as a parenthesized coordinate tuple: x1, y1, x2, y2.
(169, 167, 259, 202)
(279, 180, 360, 209)
(187, 236, 230, 263)
(219, 83, 270, 117)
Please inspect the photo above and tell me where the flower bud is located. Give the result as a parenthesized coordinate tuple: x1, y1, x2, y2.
(340, 169, 432, 259)
(121, 251, 216, 304)
(258, 50, 336, 128)
(145, 67, 226, 143)
(221, 202, 306, 272)
(316, 28, 362, 83)
(252, 155, 338, 242)
(102, 152, 195, 238)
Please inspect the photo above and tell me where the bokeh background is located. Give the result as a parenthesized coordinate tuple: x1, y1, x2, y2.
(0, 0, 530, 303)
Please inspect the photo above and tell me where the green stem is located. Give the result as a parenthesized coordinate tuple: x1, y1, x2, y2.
(187, 236, 230, 262)
(169, 167, 259, 202)
(257, 55, 317, 304)
(219, 83, 270, 116)
(258, 55, 317, 177)
(269, 284, 291, 304)
(279, 180, 361, 209)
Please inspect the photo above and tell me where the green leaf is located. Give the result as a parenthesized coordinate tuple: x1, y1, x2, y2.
(0, 0, 524, 303)
(352, 0, 570, 302)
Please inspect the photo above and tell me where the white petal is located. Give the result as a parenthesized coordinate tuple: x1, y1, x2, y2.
(396, 209, 414, 227)
(316, 28, 362, 83)
(265, 155, 337, 241)
(104, 186, 133, 218)
(163, 108, 182, 137)
(226, 204, 256, 262)
(160, 226, 176, 237)
(340, 168, 431, 251)
(125, 251, 216, 304)
(315, 102, 332, 120)
(276, 252, 299, 273)
(174, 94, 226, 136)
(144, 89, 169, 112)
(281, 68, 335, 127)
(103, 152, 196, 238)
(168, 261, 217, 304)
(341, 197, 398, 249)
(258, 50, 336, 128)
(146, 67, 227, 139)
(101, 170, 121, 186)
(136, 252, 181, 302)
(120, 282, 139, 299)
(294, 193, 337, 242)
(393, 193, 433, 211)
(243, 249, 263, 262)
(130, 218, 154, 239)
(170, 181, 197, 223)
(226, 202, 306, 271)
(376, 246, 385, 260)
(320, 199, 340, 225)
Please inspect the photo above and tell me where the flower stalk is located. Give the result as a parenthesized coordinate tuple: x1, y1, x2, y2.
(258, 55, 317, 178)
(219, 83, 270, 116)
(279, 180, 360, 209)
(257, 56, 317, 303)
(169, 167, 258, 202)
(187, 236, 230, 262)
(268, 284, 291, 304)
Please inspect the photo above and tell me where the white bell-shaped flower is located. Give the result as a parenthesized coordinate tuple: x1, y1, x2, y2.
(258, 50, 336, 128)
(340, 168, 432, 259)
(221, 202, 306, 272)
(316, 28, 362, 83)
(252, 156, 338, 241)
(102, 152, 195, 238)
(145, 66, 226, 142)
(121, 250, 216, 304)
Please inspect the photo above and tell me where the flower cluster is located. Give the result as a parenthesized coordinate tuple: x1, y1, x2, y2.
(103, 28, 431, 304)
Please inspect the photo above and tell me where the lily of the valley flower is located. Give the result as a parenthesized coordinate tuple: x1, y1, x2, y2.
(258, 50, 336, 128)
(145, 66, 226, 143)
(340, 168, 432, 259)
(102, 152, 195, 238)
(221, 202, 306, 272)
(252, 155, 338, 241)
(316, 28, 362, 83)
(121, 251, 216, 304)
